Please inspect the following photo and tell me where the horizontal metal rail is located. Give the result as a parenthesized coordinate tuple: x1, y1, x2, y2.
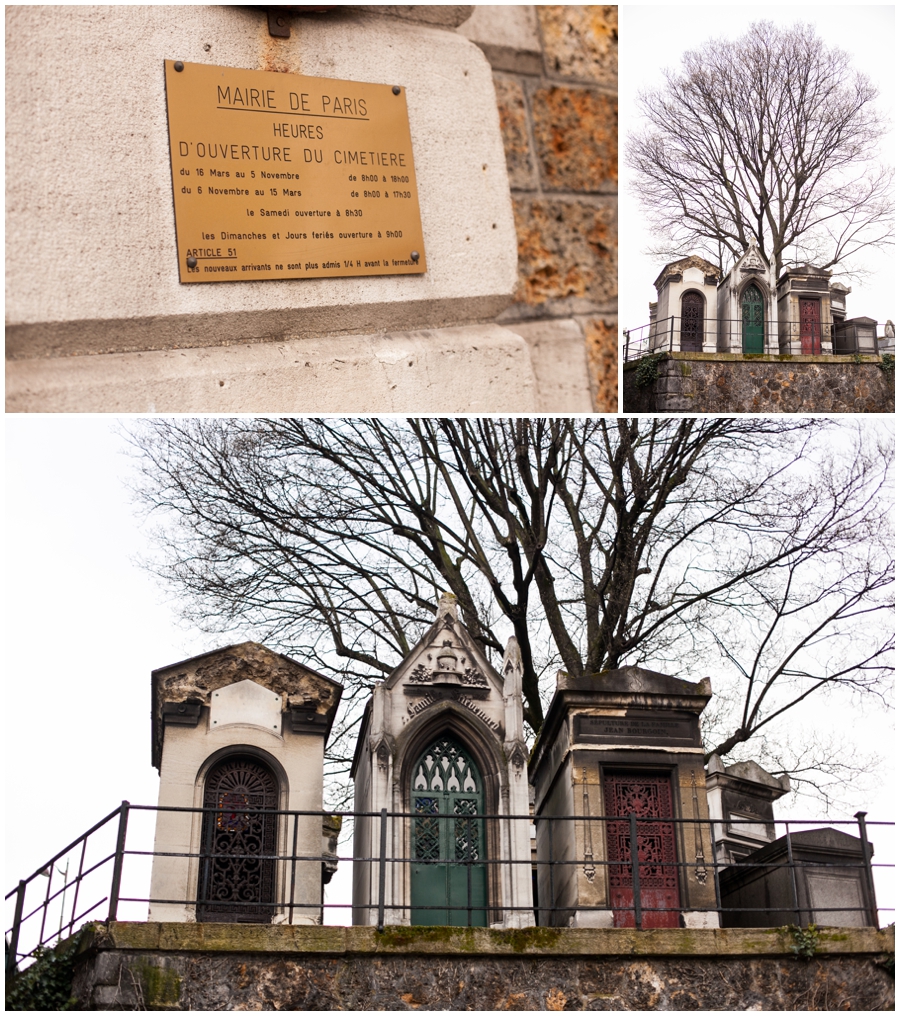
(623, 317, 888, 361)
(6, 805, 893, 975)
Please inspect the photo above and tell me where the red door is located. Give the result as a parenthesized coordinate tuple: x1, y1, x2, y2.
(799, 298, 821, 354)
(604, 773, 680, 928)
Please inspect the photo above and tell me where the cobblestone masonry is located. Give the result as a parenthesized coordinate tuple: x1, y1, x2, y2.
(66, 924, 894, 1011)
(464, 6, 618, 410)
(623, 354, 895, 414)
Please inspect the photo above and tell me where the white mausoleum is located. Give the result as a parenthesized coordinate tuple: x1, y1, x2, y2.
(148, 642, 341, 925)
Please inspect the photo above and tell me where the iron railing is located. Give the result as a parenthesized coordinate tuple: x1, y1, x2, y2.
(623, 317, 887, 361)
(5, 805, 892, 974)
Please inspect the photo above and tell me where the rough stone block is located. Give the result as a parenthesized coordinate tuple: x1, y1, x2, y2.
(530, 86, 617, 192)
(537, 6, 617, 89)
(582, 315, 617, 411)
(5, 7, 516, 357)
(457, 6, 543, 74)
(356, 6, 475, 28)
(5, 324, 538, 413)
(510, 197, 616, 310)
(507, 318, 592, 411)
(493, 76, 537, 190)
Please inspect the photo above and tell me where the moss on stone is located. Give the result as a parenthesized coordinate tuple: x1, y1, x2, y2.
(137, 961, 182, 1009)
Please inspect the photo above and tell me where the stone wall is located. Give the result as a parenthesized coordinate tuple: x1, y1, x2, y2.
(7, 6, 615, 413)
(460, 7, 618, 411)
(623, 353, 894, 414)
(64, 922, 894, 1011)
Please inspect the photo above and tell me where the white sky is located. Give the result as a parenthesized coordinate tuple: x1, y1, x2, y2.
(4, 416, 895, 930)
(619, 5, 896, 334)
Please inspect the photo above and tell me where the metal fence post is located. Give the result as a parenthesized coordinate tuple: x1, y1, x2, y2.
(669, 315, 674, 353)
(854, 811, 879, 928)
(7, 880, 26, 975)
(106, 801, 130, 923)
(629, 813, 642, 929)
(376, 807, 387, 932)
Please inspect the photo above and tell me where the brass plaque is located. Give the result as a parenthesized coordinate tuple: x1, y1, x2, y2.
(164, 61, 427, 283)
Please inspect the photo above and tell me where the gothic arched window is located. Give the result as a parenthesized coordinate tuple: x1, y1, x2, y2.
(197, 754, 279, 923)
(410, 734, 487, 926)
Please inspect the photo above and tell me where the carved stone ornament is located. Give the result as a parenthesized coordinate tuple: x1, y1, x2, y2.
(440, 612, 456, 630)
(508, 742, 527, 777)
(741, 246, 764, 271)
(408, 663, 432, 684)
(461, 667, 489, 687)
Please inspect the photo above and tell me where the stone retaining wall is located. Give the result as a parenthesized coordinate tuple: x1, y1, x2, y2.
(623, 353, 894, 414)
(62, 922, 894, 1011)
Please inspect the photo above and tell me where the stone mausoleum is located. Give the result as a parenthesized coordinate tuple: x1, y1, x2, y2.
(529, 667, 719, 929)
(148, 642, 342, 925)
(351, 593, 533, 928)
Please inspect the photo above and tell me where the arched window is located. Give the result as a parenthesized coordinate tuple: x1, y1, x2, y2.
(410, 734, 487, 926)
(680, 291, 704, 352)
(197, 754, 278, 923)
(741, 284, 764, 353)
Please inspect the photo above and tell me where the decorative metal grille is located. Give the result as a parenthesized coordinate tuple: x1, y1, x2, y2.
(741, 285, 764, 327)
(604, 774, 678, 892)
(197, 756, 278, 923)
(414, 797, 440, 860)
(454, 799, 480, 861)
(411, 737, 479, 795)
(680, 291, 704, 352)
(799, 298, 822, 354)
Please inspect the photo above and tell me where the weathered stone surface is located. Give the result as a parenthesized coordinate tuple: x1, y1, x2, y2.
(457, 6, 543, 74)
(494, 75, 536, 190)
(623, 354, 895, 414)
(68, 923, 895, 1011)
(537, 6, 618, 89)
(531, 86, 617, 192)
(6, 324, 539, 414)
(353, 6, 475, 27)
(511, 198, 616, 311)
(507, 318, 593, 411)
(583, 315, 617, 411)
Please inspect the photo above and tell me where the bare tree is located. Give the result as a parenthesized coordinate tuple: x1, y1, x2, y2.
(628, 21, 894, 277)
(127, 418, 893, 799)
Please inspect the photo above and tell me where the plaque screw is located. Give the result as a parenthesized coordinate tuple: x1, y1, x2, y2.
(174, 61, 184, 72)
(392, 85, 401, 95)
(410, 251, 420, 262)
(187, 256, 197, 268)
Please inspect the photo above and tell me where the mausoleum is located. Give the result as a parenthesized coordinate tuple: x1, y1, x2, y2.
(529, 666, 719, 929)
(148, 642, 342, 925)
(351, 593, 533, 928)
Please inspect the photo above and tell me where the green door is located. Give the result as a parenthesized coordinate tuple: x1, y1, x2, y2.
(411, 735, 487, 926)
(741, 283, 764, 353)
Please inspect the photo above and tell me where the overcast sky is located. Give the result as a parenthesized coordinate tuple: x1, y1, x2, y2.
(5, 416, 895, 930)
(619, 5, 896, 335)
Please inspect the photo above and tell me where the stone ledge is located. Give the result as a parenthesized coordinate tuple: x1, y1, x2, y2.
(6, 324, 538, 413)
(79, 921, 894, 958)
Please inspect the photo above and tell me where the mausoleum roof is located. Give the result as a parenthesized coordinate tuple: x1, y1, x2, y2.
(151, 641, 342, 767)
